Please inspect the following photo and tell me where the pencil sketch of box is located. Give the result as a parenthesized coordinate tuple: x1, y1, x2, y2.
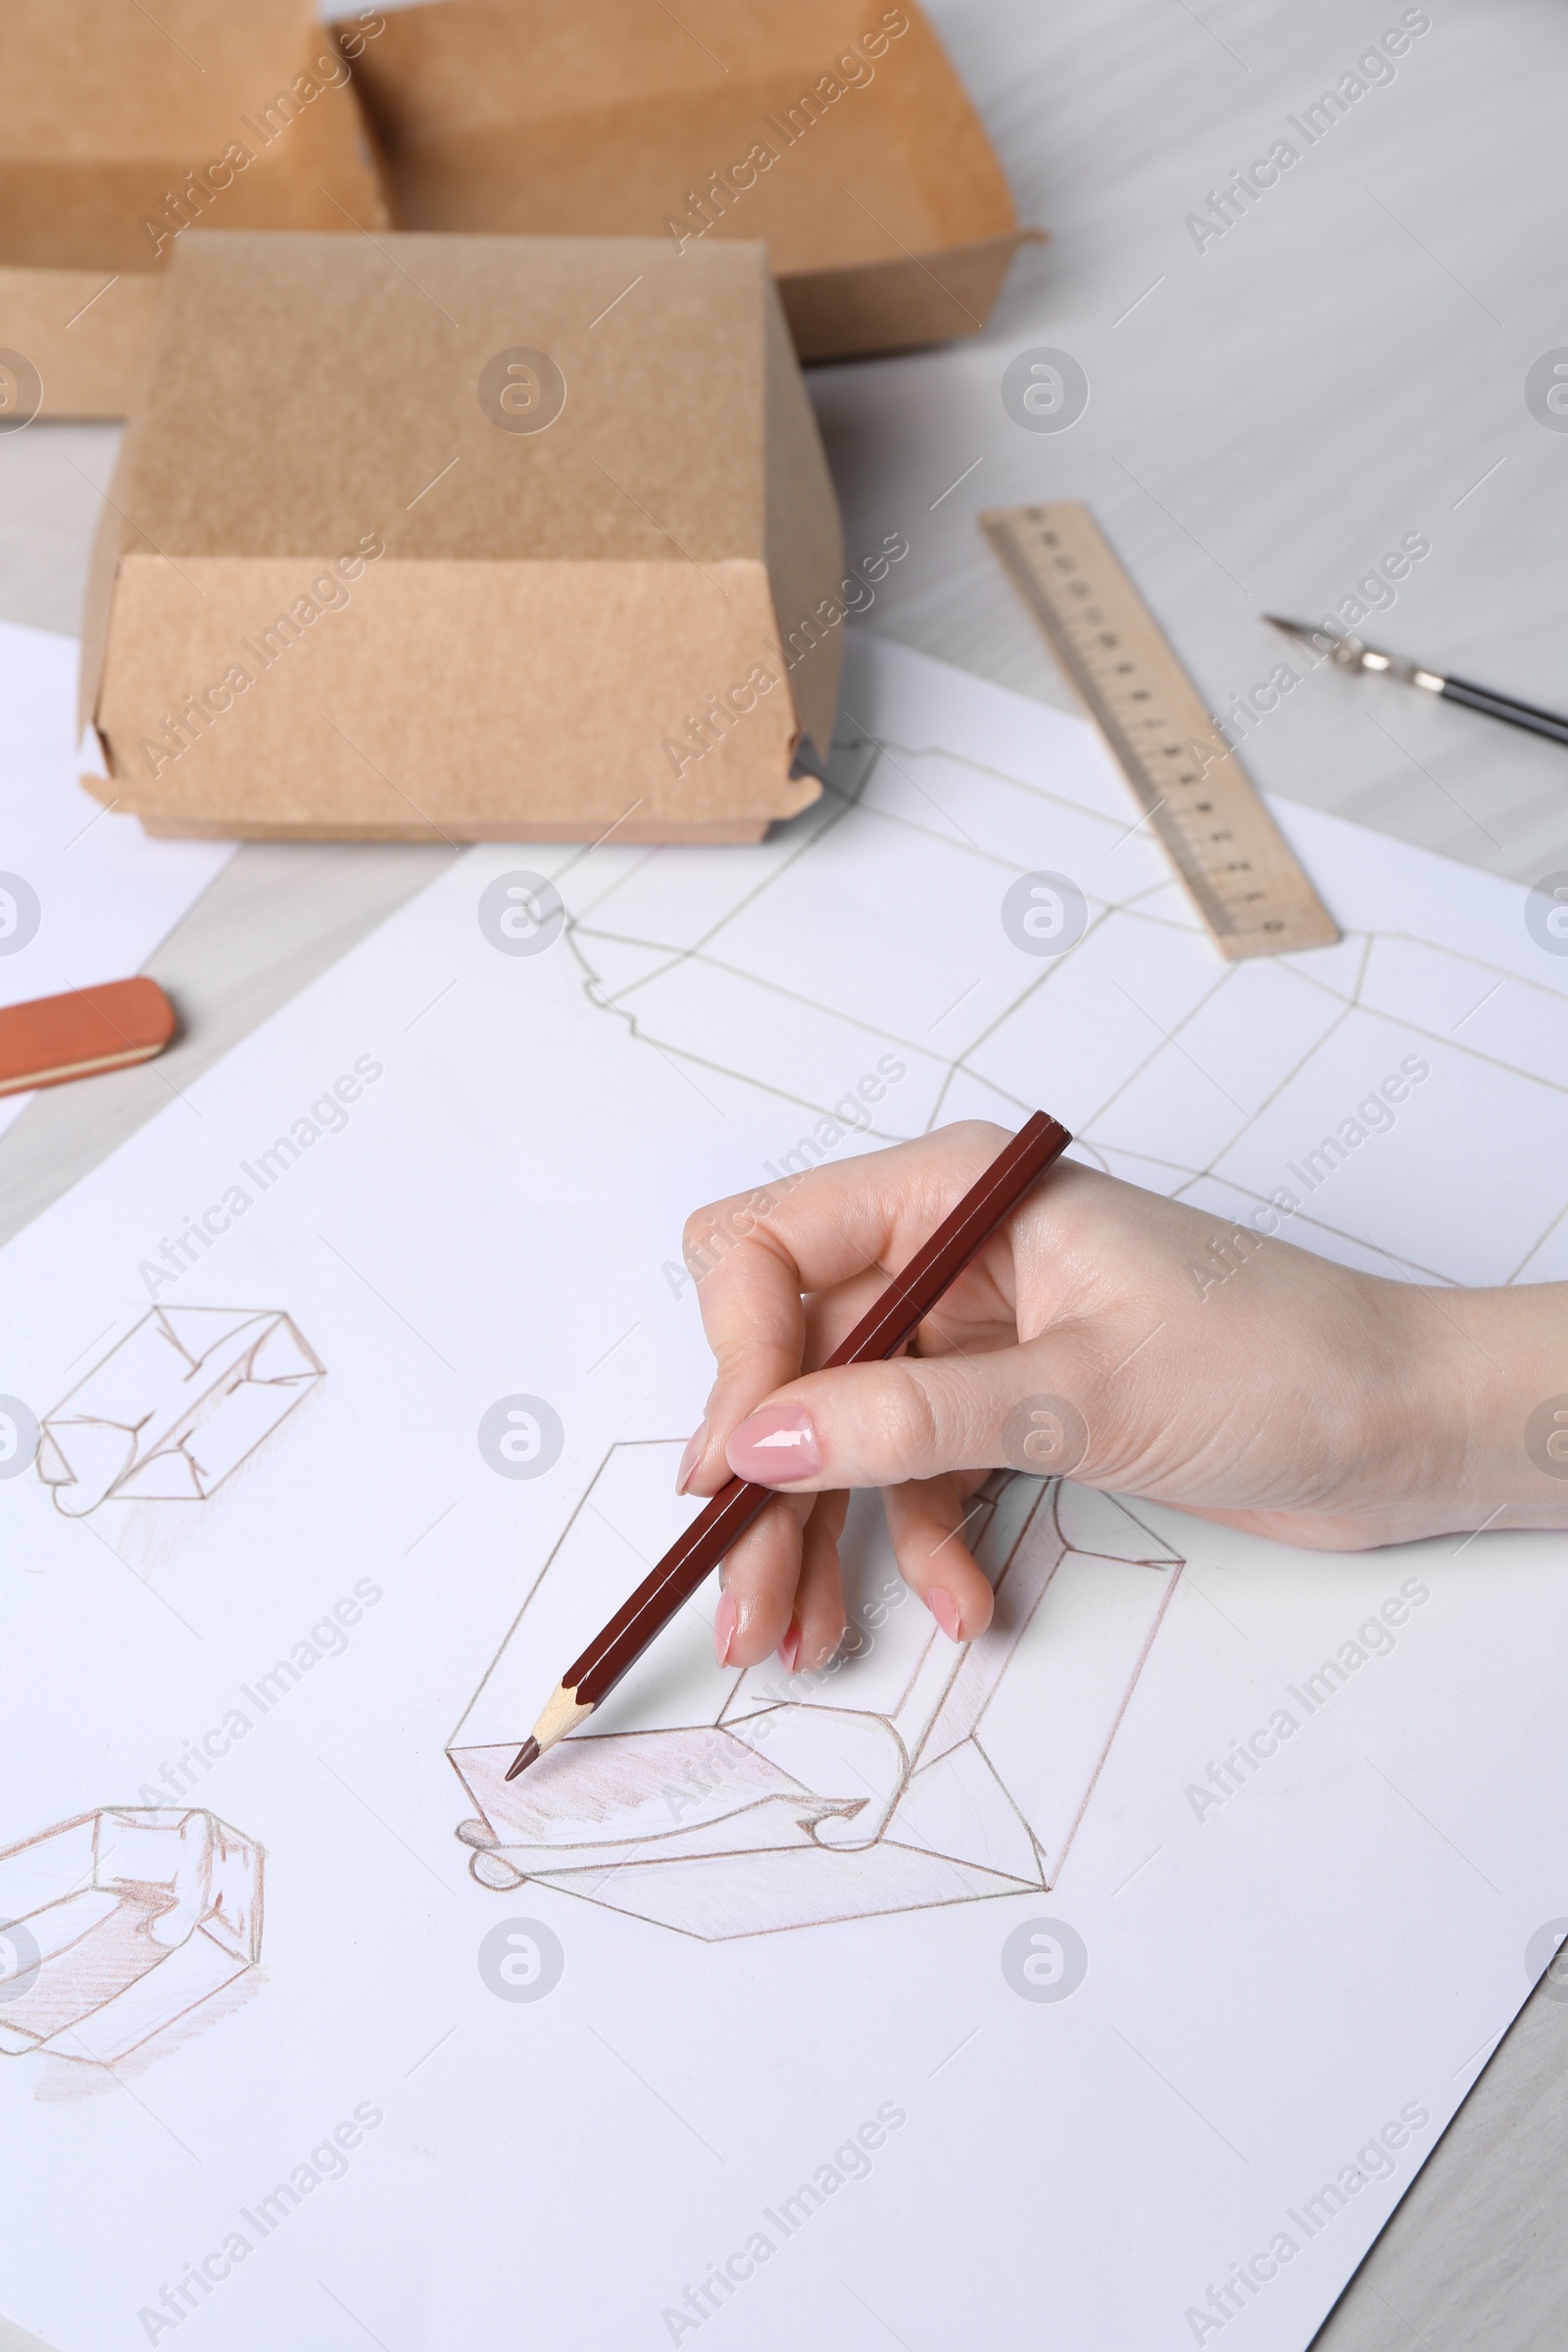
(448, 1441, 1183, 1939)
(0, 1808, 264, 2066)
(36, 1306, 323, 1516)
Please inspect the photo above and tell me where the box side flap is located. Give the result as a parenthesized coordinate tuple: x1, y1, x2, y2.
(77, 466, 134, 751)
(888, 1, 1020, 239)
(760, 272, 844, 762)
(779, 226, 1041, 363)
(91, 556, 824, 837)
(75, 263, 188, 744)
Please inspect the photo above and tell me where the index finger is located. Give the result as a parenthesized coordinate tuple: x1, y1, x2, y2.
(676, 1123, 1010, 1494)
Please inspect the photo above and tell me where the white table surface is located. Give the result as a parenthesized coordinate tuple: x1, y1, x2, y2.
(2, 5, 1566, 2346)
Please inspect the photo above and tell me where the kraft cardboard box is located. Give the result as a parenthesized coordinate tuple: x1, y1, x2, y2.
(78, 230, 845, 843)
(0, 0, 390, 419)
(337, 0, 1041, 363)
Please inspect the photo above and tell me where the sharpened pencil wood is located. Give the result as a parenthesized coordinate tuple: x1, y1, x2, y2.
(511, 1685, 594, 1774)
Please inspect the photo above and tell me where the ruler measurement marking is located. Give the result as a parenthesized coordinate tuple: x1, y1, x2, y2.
(981, 503, 1338, 959)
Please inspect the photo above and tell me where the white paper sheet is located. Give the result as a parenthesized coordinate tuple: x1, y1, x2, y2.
(1, 633, 1565, 2352)
(0, 619, 233, 1134)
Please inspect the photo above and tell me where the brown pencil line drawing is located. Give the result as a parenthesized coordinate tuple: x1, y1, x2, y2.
(455, 1438, 685, 1731)
(446, 1442, 1184, 1941)
(541, 720, 1568, 1290)
(35, 1305, 324, 1517)
(0, 1807, 264, 2074)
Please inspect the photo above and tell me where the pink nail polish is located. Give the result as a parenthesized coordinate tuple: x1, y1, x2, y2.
(928, 1587, 963, 1642)
(676, 1420, 708, 1494)
(713, 1588, 738, 1667)
(777, 1617, 802, 1675)
(725, 1404, 821, 1485)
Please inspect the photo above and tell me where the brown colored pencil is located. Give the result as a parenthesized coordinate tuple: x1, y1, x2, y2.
(506, 1109, 1072, 1778)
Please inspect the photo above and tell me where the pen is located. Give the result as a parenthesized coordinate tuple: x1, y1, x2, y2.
(1265, 615, 1568, 749)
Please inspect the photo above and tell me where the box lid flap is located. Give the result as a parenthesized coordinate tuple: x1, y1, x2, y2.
(97, 229, 782, 566)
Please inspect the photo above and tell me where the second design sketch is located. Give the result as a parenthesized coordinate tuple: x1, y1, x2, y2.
(449, 1442, 1183, 1938)
(37, 1306, 323, 1517)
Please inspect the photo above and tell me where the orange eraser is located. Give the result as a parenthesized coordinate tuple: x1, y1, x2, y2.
(0, 977, 176, 1098)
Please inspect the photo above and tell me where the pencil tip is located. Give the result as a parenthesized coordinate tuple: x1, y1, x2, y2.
(505, 1737, 540, 1782)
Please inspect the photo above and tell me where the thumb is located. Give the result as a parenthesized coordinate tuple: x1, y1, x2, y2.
(722, 1344, 1096, 1493)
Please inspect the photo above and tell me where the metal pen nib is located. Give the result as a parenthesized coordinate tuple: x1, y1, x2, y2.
(1263, 615, 1446, 693)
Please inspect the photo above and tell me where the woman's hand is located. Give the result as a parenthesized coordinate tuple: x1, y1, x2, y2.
(676, 1122, 1568, 1673)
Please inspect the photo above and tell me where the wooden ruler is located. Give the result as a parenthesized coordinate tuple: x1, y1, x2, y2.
(981, 501, 1339, 959)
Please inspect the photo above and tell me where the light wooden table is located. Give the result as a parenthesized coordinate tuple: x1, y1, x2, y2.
(2, 4, 1566, 2346)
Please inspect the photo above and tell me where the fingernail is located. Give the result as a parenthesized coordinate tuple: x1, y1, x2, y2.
(777, 1616, 802, 1675)
(928, 1587, 963, 1642)
(725, 1404, 821, 1485)
(713, 1588, 738, 1667)
(676, 1420, 708, 1494)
